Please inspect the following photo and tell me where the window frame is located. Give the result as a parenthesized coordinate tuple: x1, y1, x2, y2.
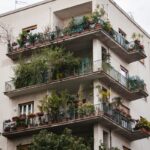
(19, 101, 34, 115)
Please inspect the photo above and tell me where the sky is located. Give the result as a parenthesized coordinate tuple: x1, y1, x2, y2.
(0, 0, 149, 34)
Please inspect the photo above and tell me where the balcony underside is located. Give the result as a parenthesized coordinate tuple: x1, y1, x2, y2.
(4, 71, 102, 98)
(95, 31, 146, 63)
(54, 1, 92, 20)
(99, 71, 148, 101)
(3, 114, 149, 141)
(6, 29, 99, 61)
(100, 115, 149, 141)
(3, 115, 99, 139)
(7, 29, 146, 63)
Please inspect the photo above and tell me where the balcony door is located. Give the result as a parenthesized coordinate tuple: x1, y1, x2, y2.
(120, 66, 128, 87)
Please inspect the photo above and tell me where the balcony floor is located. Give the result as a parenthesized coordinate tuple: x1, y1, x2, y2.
(7, 28, 146, 63)
(99, 71, 148, 101)
(5, 70, 148, 101)
(3, 114, 149, 141)
(95, 30, 146, 63)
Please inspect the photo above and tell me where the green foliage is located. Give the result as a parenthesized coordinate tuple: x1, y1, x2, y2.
(38, 90, 75, 121)
(13, 55, 48, 88)
(28, 33, 39, 45)
(44, 47, 80, 79)
(13, 47, 80, 88)
(68, 17, 77, 31)
(78, 102, 94, 117)
(131, 32, 143, 41)
(17, 31, 28, 48)
(135, 117, 150, 131)
(128, 76, 145, 91)
(82, 16, 90, 30)
(38, 91, 62, 121)
(30, 129, 91, 150)
(102, 21, 113, 34)
(99, 143, 106, 150)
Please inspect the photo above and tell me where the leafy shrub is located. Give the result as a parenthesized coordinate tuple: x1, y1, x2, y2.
(30, 129, 91, 150)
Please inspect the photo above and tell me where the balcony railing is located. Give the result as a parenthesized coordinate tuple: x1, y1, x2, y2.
(2, 103, 132, 136)
(5, 60, 147, 99)
(3, 102, 150, 140)
(7, 18, 146, 63)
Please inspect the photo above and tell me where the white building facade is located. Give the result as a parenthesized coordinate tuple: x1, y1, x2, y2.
(0, 0, 150, 150)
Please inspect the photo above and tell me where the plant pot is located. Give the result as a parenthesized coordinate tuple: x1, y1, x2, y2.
(74, 100, 79, 107)
(12, 116, 19, 122)
(17, 126, 26, 131)
(134, 40, 140, 45)
(28, 113, 36, 119)
(95, 23, 101, 29)
(4, 127, 10, 132)
(90, 23, 95, 29)
(37, 112, 44, 117)
(82, 99, 86, 103)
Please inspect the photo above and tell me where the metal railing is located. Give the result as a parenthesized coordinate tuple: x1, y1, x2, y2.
(5, 60, 93, 92)
(9, 18, 144, 54)
(3, 102, 134, 133)
(5, 60, 145, 93)
(102, 62, 128, 88)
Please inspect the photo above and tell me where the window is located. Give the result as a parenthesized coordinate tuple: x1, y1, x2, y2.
(102, 87, 110, 101)
(119, 28, 126, 38)
(120, 65, 128, 77)
(120, 65, 128, 87)
(22, 25, 37, 33)
(102, 47, 109, 62)
(103, 131, 109, 149)
(19, 102, 34, 115)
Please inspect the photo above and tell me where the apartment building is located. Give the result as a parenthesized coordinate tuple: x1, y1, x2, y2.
(0, 0, 150, 149)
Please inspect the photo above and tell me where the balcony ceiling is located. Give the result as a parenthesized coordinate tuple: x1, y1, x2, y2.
(54, 2, 92, 20)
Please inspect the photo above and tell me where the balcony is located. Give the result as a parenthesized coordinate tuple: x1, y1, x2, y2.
(4, 60, 148, 100)
(3, 102, 149, 141)
(7, 18, 146, 63)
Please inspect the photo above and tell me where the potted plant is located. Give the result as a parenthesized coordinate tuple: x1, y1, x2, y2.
(27, 33, 38, 46)
(4, 120, 11, 132)
(17, 31, 28, 48)
(102, 21, 114, 36)
(99, 142, 107, 150)
(16, 114, 27, 130)
(131, 33, 143, 45)
(11, 42, 18, 51)
(134, 117, 150, 134)
(63, 27, 71, 39)
(131, 32, 144, 51)
(77, 84, 86, 103)
(28, 113, 36, 127)
(128, 76, 145, 91)
(12, 116, 19, 122)
(84, 102, 95, 116)
(82, 16, 90, 31)
(78, 104, 86, 118)
(111, 96, 123, 109)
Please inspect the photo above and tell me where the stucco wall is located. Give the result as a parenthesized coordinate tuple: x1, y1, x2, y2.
(0, 0, 150, 149)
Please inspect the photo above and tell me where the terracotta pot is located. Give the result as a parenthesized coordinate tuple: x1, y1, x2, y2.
(95, 23, 101, 29)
